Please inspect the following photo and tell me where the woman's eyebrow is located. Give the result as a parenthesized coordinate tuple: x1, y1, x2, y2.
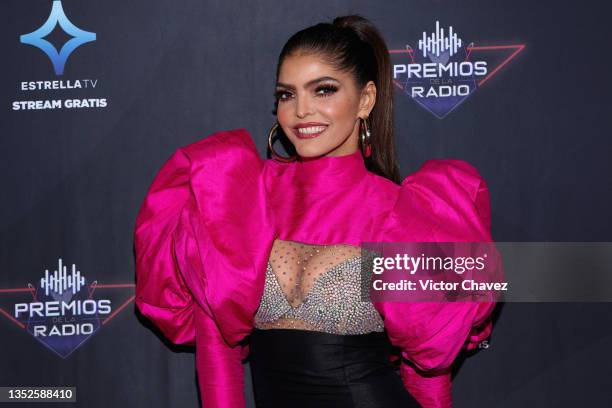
(276, 76, 340, 90)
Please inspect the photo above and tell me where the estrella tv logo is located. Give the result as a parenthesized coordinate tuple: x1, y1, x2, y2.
(20, 0, 96, 75)
(0, 258, 134, 358)
(391, 21, 524, 119)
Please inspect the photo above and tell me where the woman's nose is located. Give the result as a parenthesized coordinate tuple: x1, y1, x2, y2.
(295, 95, 314, 119)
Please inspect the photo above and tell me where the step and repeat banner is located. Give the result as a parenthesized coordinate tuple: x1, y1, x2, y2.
(2, 0, 611, 407)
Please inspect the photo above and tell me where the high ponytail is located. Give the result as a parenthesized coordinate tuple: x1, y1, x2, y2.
(276, 14, 401, 184)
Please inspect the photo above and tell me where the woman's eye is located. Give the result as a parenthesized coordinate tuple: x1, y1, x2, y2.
(275, 91, 293, 102)
(274, 85, 337, 102)
(315, 85, 338, 96)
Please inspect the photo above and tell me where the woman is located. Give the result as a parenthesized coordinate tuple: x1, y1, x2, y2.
(134, 15, 496, 408)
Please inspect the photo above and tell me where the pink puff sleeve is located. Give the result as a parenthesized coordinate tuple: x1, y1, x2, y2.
(379, 159, 499, 408)
(134, 129, 265, 408)
(134, 146, 198, 345)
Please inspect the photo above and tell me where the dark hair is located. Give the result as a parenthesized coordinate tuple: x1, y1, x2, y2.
(275, 14, 400, 184)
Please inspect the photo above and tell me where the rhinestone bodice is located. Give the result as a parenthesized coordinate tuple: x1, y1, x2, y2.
(254, 240, 384, 335)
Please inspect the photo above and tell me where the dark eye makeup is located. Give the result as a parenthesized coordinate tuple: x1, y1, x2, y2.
(274, 83, 338, 102)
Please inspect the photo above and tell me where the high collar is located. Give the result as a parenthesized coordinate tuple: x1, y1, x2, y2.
(293, 149, 369, 191)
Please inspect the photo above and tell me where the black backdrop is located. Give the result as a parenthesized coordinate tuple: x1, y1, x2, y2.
(2, 0, 611, 407)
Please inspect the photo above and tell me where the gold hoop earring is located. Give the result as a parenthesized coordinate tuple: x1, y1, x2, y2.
(360, 117, 372, 158)
(268, 122, 297, 162)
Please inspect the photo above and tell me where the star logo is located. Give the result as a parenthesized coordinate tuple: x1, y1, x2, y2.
(20, 0, 96, 75)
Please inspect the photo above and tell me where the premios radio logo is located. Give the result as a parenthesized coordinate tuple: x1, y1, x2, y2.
(0, 258, 135, 358)
(12, 0, 107, 111)
(391, 21, 524, 119)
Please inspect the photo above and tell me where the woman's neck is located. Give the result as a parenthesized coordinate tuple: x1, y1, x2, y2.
(294, 149, 368, 191)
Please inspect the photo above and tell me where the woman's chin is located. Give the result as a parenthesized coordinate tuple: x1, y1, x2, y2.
(294, 144, 332, 159)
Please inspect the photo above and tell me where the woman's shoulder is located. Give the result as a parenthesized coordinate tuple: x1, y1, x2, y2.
(385, 158, 491, 241)
(178, 128, 262, 166)
(400, 158, 487, 202)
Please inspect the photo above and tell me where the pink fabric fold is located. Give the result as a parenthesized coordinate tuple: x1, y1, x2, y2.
(378, 159, 498, 407)
(134, 128, 499, 408)
(134, 147, 197, 346)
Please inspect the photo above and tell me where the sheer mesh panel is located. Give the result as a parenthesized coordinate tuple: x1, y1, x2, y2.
(254, 240, 384, 335)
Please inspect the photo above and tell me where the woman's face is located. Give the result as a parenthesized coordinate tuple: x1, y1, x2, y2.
(275, 52, 376, 158)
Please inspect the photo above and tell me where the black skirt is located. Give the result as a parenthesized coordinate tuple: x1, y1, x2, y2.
(248, 328, 422, 408)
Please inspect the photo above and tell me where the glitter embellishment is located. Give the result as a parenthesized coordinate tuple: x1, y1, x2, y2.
(254, 241, 384, 335)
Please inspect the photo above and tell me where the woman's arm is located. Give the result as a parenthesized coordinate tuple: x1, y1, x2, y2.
(380, 159, 500, 408)
(194, 304, 245, 408)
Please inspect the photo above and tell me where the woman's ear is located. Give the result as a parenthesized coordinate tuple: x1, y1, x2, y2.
(359, 81, 377, 118)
